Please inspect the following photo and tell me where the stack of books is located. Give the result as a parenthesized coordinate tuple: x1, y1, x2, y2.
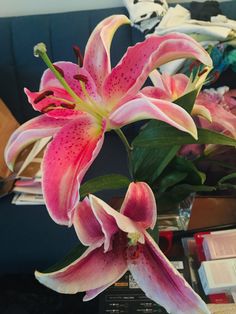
(11, 137, 50, 205)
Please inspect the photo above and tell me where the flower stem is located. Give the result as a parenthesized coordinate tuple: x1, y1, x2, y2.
(34, 43, 82, 103)
(115, 129, 134, 179)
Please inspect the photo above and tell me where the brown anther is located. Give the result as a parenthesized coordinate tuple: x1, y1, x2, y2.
(60, 103, 76, 109)
(73, 74, 88, 84)
(34, 90, 54, 104)
(41, 103, 57, 113)
(53, 65, 65, 77)
(73, 45, 84, 67)
(198, 68, 208, 77)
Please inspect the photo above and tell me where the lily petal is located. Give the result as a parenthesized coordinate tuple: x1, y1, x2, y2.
(83, 266, 127, 301)
(4, 115, 68, 171)
(120, 182, 157, 230)
(83, 15, 130, 93)
(90, 194, 144, 252)
(146, 72, 189, 101)
(24, 86, 75, 113)
(198, 103, 236, 138)
(73, 197, 104, 246)
(35, 237, 127, 295)
(141, 86, 171, 101)
(42, 115, 106, 226)
(149, 70, 165, 89)
(83, 15, 130, 91)
(109, 96, 198, 139)
(40, 62, 100, 103)
(191, 104, 212, 122)
(127, 232, 210, 314)
(103, 33, 212, 107)
(162, 73, 189, 100)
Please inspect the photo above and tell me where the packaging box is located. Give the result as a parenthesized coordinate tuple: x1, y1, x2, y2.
(199, 258, 236, 295)
(203, 230, 236, 260)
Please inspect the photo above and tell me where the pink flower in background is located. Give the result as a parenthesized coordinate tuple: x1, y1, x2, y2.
(5, 15, 212, 226)
(143, 70, 236, 158)
(35, 182, 210, 314)
(196, 87, 236, 139)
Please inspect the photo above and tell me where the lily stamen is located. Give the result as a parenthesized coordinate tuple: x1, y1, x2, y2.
(127, 232, 142, 246)
(34, 90, 54, 104)
(34, 43, 84, 105)
(41, 103, 57, 113)
(73, 45, 84, 67)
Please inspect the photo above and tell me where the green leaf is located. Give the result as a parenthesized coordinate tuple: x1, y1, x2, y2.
(42, 243, 86, 273)
(169, 183, 216, 201)
(158, 171, 188, 194)
(218, 172, 236, 184)
(80, 174, 130, 198)
(173, 157, 206, 185)
(217, 183, 236, 190)
(133, 127, 236, 148)
(174, 88, 199, 113)
(132, 145, 179, 184)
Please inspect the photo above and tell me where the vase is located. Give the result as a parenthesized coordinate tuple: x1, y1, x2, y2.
(178, 193, 196, 230)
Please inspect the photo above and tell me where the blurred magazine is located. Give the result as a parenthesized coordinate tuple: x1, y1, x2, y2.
(11, 137, 50, 205)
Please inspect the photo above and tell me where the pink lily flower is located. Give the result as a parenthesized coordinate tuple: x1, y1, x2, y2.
(35, 182, 210, 314)
(142, 70, 212, 121)
(196, 87, 236, 139)
(5, 15, 212, 226)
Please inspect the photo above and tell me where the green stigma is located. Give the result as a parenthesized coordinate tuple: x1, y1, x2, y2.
(34, 43, 47, 57)
(127, 232, 141, 246)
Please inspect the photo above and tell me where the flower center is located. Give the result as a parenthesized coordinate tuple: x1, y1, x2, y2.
(127, 232, 141, 246)
(33, 42, 107, 121)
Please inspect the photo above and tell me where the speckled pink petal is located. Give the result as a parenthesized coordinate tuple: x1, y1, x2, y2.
(35, 235, 127, 295)
(120, 182, 156, 230)
(89, 195, 143, 252)
(198, 102, 236, 138)
(83, 15, 130, 93)
(109, 96, 198, 139)
(143, 73, 189, 101)
(45, 109, 84, 119)
(103, 33, 212, 107)
(40, 61, 100, 103)
(162, 73, 189, 100)
(149, 70, 165, 89)
(224, 89, 236, 112)
(83, 266, 128, 301)
(24, 87, 75, 113)
(72, 197, 104, 246)
(42, 115, 106, 226)
(141, 86, 171, 101)
(127, 232, 210, 314)
(4, 115, 68, 171)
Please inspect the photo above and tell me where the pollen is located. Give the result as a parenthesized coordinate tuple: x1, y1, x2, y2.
(127, 232, 141, 246)
(73, 74, 88, 84)
(34, 90, 54, 104)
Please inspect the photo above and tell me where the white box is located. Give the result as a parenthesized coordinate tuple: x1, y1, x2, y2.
(203, 230, 236, 260)
(198, 258, 236, 295)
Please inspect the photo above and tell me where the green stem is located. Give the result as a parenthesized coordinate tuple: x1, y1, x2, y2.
(34, 43, 82, 104)
(115, 129, 134, 180)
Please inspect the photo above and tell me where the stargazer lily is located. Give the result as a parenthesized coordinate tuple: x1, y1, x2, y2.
(35, 182, 210, 314)
(5, 15, 212, 226)
(143, 69, 213, 121)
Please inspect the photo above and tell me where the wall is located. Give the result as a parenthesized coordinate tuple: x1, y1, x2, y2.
(0, 0, 228, 17)
(0, 0, 123, 17)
